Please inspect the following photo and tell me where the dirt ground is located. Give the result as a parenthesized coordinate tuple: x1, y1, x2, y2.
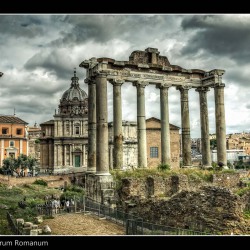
(40, 213, 125, 235)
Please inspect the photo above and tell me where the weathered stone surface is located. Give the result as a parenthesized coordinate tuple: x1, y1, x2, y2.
(23, 222, 33, 228)
(16, 218, 24, 227)
(34, 216, 43, 224)
(30, 229, 38, 235)
(116, 172, 250, 234)
(212, 173, 240, 189)
(128, 186, 249, 234)
(42, 225, 52, 235)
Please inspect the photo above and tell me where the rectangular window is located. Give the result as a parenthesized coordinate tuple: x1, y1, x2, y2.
(2, 128, 8, 134)
(75, 127, 80, 135)
(16, 129, 22, 135)
(10, 141, 14, 147)
(150, 147, 159, 158)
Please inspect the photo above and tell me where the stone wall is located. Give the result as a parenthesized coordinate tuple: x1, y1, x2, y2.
(0, 173, 85, 188)
(116, 171, 250, 234)
(212, 173, 240, 188)
(86, 174, 115, 204)
(118, 172, 246, 203)
(118, 174, 190, 202)
(128, 186, 249, 234)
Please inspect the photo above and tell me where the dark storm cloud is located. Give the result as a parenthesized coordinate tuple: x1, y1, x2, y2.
(49, 15, 182, 48)
(0, 15, 46, 38)
(224, 68, 250, 88)
(181, 15, 250, 64)
(24, 50, 83, 80)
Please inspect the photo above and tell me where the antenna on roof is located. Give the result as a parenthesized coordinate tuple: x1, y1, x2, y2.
(74, 67, 76, 77)
(14, 107, 16, 116)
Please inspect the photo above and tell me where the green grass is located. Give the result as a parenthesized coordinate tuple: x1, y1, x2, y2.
(243, 210, 250, 219)
(235, 187, 250, 197)
(111, 168, 214, 189)
(0, 182, 63, 235)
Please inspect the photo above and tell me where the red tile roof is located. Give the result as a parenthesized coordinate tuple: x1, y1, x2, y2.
(0, 115, 28, 124)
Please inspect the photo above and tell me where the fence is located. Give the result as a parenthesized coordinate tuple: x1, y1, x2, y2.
(81, 198, 210, 235)
(126, 219, 209, 235)
(6, 212, 22, 235)
(34, 196, 210, 235)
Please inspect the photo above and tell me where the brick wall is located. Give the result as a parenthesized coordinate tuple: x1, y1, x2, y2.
(0, 174, 73, 188)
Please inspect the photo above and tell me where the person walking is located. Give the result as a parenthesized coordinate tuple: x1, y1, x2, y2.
(66, 200, 70, 213)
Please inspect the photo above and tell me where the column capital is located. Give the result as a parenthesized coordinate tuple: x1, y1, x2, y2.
(195, 86, 210, 93)
(132, 80, 149, 88)
(213, 83, 225, 88)
(94, 70, 108, 78)
(176, 85, 192, 91)
(84, 77, 95, 85)
(109, 78, 125, 86)
(156, 82, 172, 89)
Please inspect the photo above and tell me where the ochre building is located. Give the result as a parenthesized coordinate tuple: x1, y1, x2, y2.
(0, 115, 28, 166)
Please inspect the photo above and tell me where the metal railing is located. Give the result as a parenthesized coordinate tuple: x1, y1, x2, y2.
(6, 212, 22, 235)
(126, 219, 210, 235)
(81, 198, 210, 235)
(34, 197, 210, 235)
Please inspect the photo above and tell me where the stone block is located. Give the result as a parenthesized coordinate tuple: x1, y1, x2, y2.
(30, 229, 38, 235)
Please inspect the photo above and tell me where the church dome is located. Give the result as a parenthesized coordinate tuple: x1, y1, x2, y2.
(61, 71, 87, 101)
(57, 70, 88, 117)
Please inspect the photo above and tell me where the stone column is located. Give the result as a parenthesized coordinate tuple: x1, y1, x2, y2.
(69, 144, 72, 166)
(83, 145, 86, 167)
(96, 73, 109, 175)
(177, 86, 192, 167)
(64, 145, 66, 166)
(109, 146, 113, 170)
(110, 79, 124, 169)
(157, 83, 171, 166)
(214, 84, 227, 166)
(196, 87, 211, 167)
(85, 78, 96, 173)
(133, 81, 148, 168)
(54, 144, 57, 168)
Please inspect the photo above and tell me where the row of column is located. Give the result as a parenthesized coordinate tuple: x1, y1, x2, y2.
(86, 73, 227, 174)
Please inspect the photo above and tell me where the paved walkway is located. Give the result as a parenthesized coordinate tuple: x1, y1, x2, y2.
(40, 213, 125, 235)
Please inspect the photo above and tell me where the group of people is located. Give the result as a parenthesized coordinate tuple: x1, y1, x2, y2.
(42, 195, 75, 214)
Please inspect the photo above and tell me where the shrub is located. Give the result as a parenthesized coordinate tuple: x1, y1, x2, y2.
(33, 179, 48, 186)
(157, 164, 170, 171)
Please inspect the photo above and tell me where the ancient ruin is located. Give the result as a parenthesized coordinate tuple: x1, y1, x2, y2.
(80, 48, 226, 170)
(80, 47, 227, 202)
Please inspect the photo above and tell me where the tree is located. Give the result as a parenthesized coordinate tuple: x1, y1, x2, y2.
(1, 157, 16, 176)
(210, 139, 217, 149)
(27, 155, 37, 176)
(1, 154, 37, 177)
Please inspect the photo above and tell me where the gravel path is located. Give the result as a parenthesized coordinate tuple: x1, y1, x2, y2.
(40, 213, 125, 235)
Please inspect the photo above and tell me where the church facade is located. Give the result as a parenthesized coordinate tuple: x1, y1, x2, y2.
(39, 71, 88, 173)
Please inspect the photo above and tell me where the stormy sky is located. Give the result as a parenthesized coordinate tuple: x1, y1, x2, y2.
(0, 14, 250, 138)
